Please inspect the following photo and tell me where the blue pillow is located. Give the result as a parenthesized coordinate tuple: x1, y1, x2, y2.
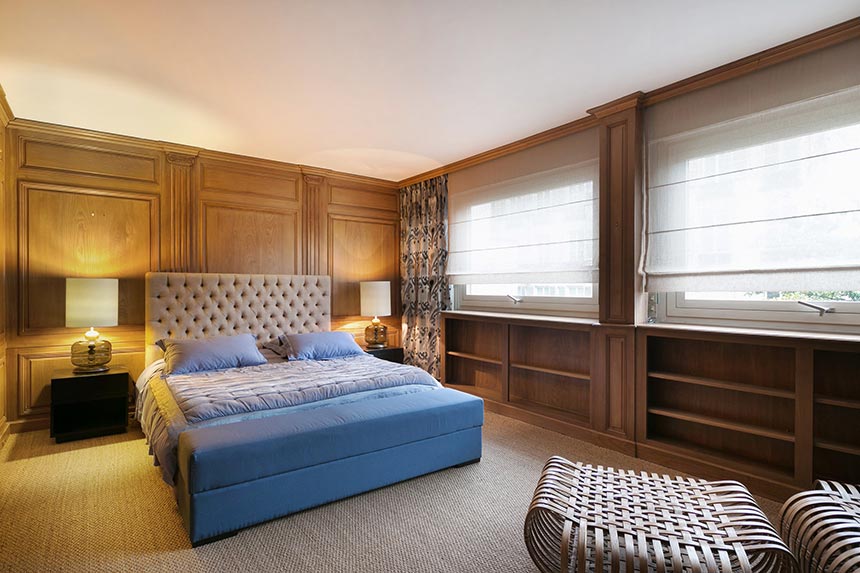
(266, 331, 364, 361)
(160, 334, 267, 375)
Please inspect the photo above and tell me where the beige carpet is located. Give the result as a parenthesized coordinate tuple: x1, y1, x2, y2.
(0, 412, 781, 573)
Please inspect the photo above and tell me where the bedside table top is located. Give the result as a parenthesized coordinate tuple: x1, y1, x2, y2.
(52, 367, 130, 382)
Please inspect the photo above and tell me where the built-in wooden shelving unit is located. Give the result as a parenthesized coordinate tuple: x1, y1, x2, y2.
(812, 350, 860, 483)
(440, 312, 633, 451)
(637, 326, 860, 499)
(443, 315, 860, 500)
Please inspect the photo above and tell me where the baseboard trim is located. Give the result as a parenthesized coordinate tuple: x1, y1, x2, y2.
(9, 417, 49, 434)
(482, 399, 637, 456)
(636, 442, 799, 501)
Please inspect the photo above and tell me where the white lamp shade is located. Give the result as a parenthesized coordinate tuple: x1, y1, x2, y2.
(65, 278, 119, 328)
(360, 281, 391, 317)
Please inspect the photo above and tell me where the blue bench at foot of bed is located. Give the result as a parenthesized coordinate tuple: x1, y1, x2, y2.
(174, 387, 484, 545)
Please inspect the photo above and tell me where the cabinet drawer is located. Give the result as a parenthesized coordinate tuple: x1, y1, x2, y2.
(51, 373, 128, 404)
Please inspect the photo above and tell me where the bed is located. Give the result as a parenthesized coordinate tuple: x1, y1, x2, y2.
(137, 272, 484, 545)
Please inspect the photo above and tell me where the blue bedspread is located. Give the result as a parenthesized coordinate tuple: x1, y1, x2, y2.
(136, 354, 441, 485)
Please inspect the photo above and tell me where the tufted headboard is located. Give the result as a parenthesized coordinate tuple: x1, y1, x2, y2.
(145, 272, 331, 365)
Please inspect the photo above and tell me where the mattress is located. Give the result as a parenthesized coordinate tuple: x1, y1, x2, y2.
(136, 352, 442, 485)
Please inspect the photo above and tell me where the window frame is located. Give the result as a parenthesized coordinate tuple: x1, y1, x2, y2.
(656, 292, 860, 334)
(453, 284, 599, 318)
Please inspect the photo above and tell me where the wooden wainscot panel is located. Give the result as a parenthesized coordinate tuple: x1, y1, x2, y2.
(328, 215, 399, 317)
(591, 93, 643, 325)
(18, 182, 159, 333)
(329, 185, 398, 216)
(164, 152, 199, 272)
(15, 129, 161, 187)
(199, 157, 300, 203)
(13, 347, 145, 422)
(200, 202, 300, 274)
(325, 176, 400, 222)
(592, 325, 635, 440)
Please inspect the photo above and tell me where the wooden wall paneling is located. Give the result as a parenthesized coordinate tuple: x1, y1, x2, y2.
(200, 202, 300, 274)
(0, 102, 8, 445)
(326, 179, 401, 342)
(328, 215, 399, 315)
(165, 152, 198, 272)
(590, 93, 643, 325)
(302, 175, 325, 275)
(18, 182, 159, 333)
(197, 156, 302, 275)
(12, 127, 163, 194)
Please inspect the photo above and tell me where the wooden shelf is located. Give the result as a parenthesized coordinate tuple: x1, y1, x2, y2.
(646, 436, 795, 483)
(510, 362, 589, 381)
(647, 407, 795, 443)
(815, 439, 860, 457)
(814, 395, 860, 410)
(446, 351, 502, 366)
(445, 383, 501, 401)
(508, 397, 590, 426)
(649, 371, 794, 400)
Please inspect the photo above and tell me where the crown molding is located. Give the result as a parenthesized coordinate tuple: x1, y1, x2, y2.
(0, 83, 14, 127)
(7, 118, 398, 189)
(642, 16, 860, 107)
(298, 164, 399, 189)
(398, 114, 599, 187)
(587, 92, 644, 119)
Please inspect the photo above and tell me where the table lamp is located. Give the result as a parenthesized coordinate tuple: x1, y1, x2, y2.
(65, 278, 119, 373)
(360, 281, 391, 349)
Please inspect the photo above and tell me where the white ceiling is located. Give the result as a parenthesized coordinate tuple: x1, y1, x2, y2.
(0, 1, 857, 182)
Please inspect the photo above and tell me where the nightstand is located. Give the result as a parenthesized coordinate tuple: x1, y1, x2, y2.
(364, 346, 404, 364)
(50, 368, 130, 443)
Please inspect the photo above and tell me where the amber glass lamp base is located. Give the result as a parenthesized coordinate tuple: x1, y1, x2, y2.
(364, 317, 388, 349)
(70, 339, 112, 373)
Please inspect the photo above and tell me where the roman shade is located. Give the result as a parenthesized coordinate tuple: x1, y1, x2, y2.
(447, 128, 599, 285)
(642, 38, 860, 293)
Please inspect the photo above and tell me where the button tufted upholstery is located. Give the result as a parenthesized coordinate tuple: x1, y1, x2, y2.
(145, 272, 331, 365)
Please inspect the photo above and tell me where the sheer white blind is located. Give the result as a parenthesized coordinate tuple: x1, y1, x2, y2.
(448, 160, 598, 285)
(643, 39, 860, 292)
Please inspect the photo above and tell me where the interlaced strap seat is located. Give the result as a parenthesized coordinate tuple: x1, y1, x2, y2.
(524, 456, 796, 572)
(779, 480, 860, 573)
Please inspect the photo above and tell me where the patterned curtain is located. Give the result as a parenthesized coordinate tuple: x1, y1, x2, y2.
(400, 175, 450, 379)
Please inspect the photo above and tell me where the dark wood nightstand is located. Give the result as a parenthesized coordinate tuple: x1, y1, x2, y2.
(50, 368, 130, 443)
(364, 346, 404, 364)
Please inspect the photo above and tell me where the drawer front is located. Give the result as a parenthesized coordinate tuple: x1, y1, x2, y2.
(368, 347, 404, 364)
(51, 374, 129, 404)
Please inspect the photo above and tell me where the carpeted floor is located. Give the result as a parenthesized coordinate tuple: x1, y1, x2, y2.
(0, 412, 781, 573)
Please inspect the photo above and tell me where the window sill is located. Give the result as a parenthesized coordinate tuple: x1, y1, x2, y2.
(443, 310, 598, 327)
(639, 322, 860, 345)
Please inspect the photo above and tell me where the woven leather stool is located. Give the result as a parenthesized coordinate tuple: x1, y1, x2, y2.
(524, 456, 795, 572)
(779, 480, 860, 573)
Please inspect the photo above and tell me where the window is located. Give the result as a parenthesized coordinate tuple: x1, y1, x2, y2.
(656, 291, 860, 334)
(454, 282, 597, 316)
(642, 39, 860, 332)
(448, 158, 599, 317)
